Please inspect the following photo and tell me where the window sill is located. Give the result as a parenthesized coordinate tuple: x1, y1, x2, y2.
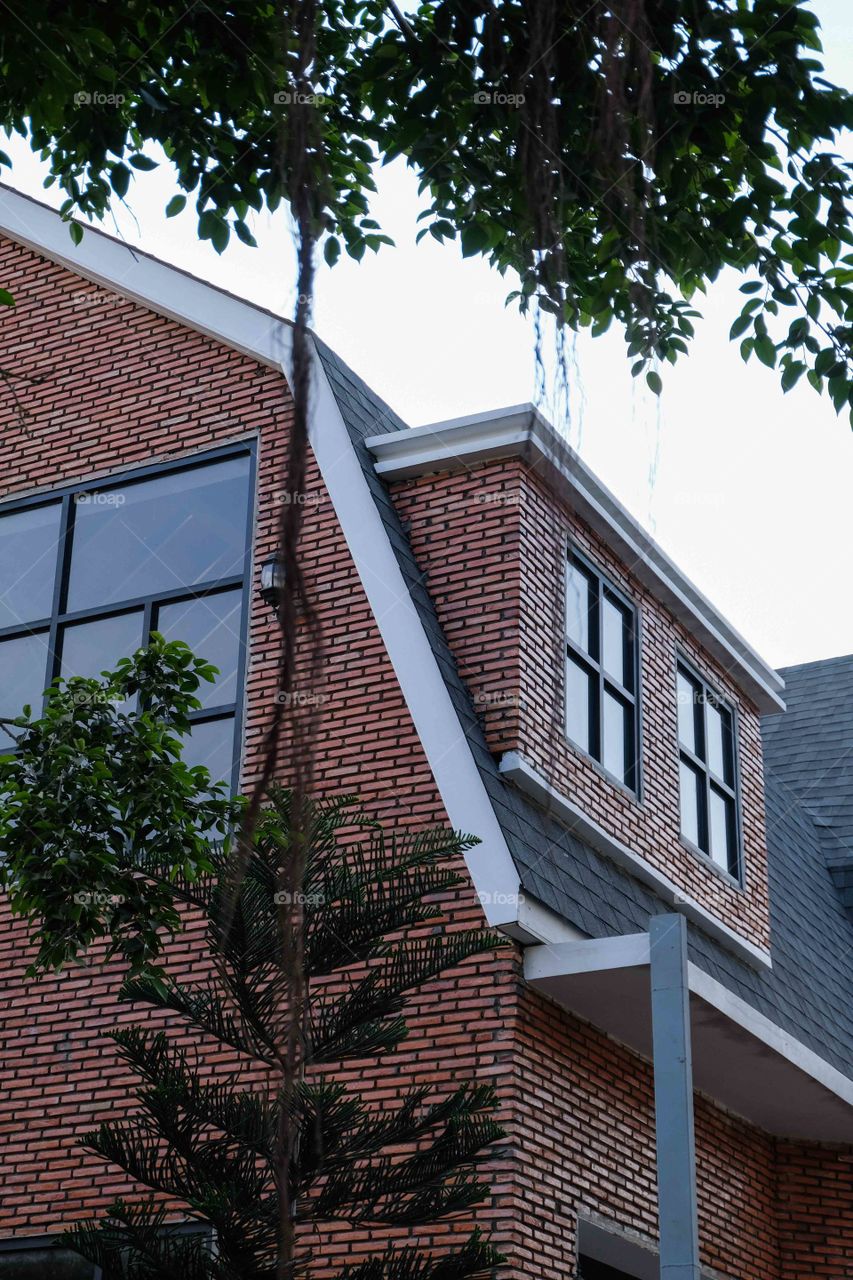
(679, 835, 744, 893)
(564, 734, 642, 807)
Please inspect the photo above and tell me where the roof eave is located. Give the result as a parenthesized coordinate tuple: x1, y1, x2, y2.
(365, 406, 785, 716)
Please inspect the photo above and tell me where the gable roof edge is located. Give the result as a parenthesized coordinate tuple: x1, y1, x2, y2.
(0, 183, 289, 367)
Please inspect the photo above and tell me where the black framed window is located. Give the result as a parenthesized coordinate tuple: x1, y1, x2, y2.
(565, 552, 639, 791)
(676, 661, 740, 879)
(0, 445, 255, 790)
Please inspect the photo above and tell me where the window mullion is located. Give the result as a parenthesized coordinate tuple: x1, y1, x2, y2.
(45, 495, 74, 703)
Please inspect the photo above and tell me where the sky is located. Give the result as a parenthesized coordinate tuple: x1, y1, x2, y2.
(1, 1, 851, 672)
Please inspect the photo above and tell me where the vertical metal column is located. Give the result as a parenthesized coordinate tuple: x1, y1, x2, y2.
(650, 913, 701, 1280)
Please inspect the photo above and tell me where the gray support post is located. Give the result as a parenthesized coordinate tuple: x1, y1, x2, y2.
(649, 913, 701, 1280)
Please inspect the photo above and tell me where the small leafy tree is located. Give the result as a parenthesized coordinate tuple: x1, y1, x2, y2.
(0, 635, 239, 977)
(0, 648, 507, 1278)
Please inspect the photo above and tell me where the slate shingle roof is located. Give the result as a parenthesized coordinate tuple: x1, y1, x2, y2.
(316, 338, 853, 1085)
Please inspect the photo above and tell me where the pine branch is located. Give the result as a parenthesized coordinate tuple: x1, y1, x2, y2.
(332, 1230, 504, 1280)
(309, 933, 504, 1065)
(113, 1028, 276, 1161)
(310, 1111, 503, 1224)
(121, 974, 279, 1066)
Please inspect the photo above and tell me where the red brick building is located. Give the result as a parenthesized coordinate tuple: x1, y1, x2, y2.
(0, 184, 851, 1279)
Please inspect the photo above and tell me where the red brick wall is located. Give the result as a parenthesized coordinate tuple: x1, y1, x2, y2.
(508, 985, 782, 1280)
(0, 232, 848, 1279)
(776, 1143, 853, 1279)
(0, 233, 515, 1267)
(392, 460, 772, 952)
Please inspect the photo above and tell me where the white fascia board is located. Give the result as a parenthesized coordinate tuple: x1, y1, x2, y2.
(524, 932, 650, 983)
(500, 751, 773, 972)
(366, 405, 785, 716)
(0, 183, 289, 367)
(281, 334, 532, 937)
(525, 933, 853, 1120)
(687, 963, 853, 1112)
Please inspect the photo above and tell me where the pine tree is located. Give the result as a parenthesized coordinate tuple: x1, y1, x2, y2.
(64, 789, 507, 1279)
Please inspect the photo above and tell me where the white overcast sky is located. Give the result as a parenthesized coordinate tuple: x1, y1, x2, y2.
(1, 0, 850, 671)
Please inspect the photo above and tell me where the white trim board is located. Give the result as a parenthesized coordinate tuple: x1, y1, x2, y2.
(524, 932, 853, 1139)
(0, 183, 289, 367)
(500, 750, 772, 971)
(365, 405, 785, 716)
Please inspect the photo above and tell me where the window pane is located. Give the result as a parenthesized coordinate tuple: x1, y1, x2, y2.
(603, 690, 630, 784)
(157, 590, 242, 709)
(706, 700, 733, 784)
(0, 631, 51, 721)
(679, 759, 702, 847)
(183, 716, 235, 788)
(677, 670, 699, 753)
(602, 594, 629, 687)
(67, 456, 251, 612)
(566, 656, 592, 753)
(566, 562, 593, 654)
(60, 611, 144, 682)
(710, 786, 736, 874)
(0, 502, 62, 629)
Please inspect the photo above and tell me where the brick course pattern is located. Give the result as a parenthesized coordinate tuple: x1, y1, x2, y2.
(0, 233, 849, 1278)
(392, 461, 771, 951)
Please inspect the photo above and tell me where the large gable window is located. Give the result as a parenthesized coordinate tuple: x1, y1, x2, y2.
(0, 446, 254, 788)
(565, 552, 639, 792)
(676, 660, 740, 880)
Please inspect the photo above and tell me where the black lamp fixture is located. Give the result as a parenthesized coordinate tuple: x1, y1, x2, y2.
(259, 554, 285, 612)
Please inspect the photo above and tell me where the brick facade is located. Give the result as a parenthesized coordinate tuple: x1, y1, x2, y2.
(0, 230, 849, 1278)
(392, 461, 771, 952)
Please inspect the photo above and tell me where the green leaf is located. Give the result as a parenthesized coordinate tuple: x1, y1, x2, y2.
(0, 288, 15, 307)
(755, 337, 777, 369)
(129, 155, 158, 171)
(233, 219, 257, 248)
(646, 370, 662, 396)
(69, 223, 83, 247)
(110, 163, 131, 199)
(729, 313, 752, 340)
(165, 195, 186, 218)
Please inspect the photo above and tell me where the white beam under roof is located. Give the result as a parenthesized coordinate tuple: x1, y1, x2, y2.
(526, 935, 853, 1142)
(365, 405, 785, 716)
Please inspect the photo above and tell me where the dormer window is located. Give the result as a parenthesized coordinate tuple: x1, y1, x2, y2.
(676, 661, 740, 880)
(565, 552, 639, 792)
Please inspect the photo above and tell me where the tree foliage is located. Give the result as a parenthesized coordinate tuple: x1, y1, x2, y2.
(60, 790, 506, 1280)
(0, 636, 240, 977)
(0, 651, 508, 1276)
(0, 0, 850, 407)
